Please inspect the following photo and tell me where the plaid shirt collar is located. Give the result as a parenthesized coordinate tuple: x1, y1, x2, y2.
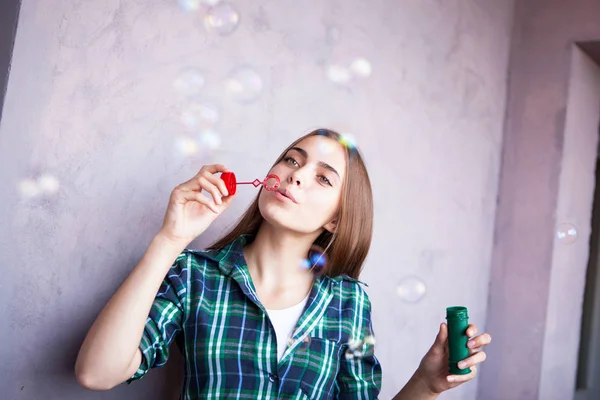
(200, 234, 346, 364)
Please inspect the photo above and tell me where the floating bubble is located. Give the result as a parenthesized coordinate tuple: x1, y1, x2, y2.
(37, 173, 60, 194)
(180, 103, 219, 131)
(17, 172, 61, 199)
(327, 57, 372, 85)
(349, 58, 372, 78)
(345, 331, 376, 360)
(225, 66, 263, 103)
(204, 3, 240, 36)
(178, 0, 201, 12)
(316, 139, 337, 155)
(175, 137, 199, 156)
(287, 336, 311, 351)
(298, 336, 311, 350)
(18, 179, 42, 199)
(326, 65, 352, 85)
(173, 68, 205, 96)
(338, 133, 357, 150)
(299, 258, 312, 270)
(556, 222, 578, 244)
(300, 245, 327, 274)
(198, 130, 221, 150)
(396, 276, 427, 303)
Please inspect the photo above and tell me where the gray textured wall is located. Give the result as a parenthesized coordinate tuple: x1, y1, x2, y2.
(480, 0, 600, 399)
(0, 1, 514, 399)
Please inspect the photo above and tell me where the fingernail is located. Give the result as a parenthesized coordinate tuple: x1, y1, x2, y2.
(458, 362, 467, 369)
(468, 340, 475, 348)
(447, 376, 455, 383)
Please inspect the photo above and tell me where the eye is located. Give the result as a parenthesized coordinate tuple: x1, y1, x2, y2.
(283, 156, 299, 166)
(318, 175, 332, 186)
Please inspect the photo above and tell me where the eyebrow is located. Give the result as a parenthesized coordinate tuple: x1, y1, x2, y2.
(288, 147, 340, 178)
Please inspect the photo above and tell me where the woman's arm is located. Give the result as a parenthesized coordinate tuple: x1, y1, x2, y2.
(392, 370, 438, 400)
(74, 234, 187, 390)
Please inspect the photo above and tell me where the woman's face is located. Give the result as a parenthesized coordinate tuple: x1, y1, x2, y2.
(258, 135, 347, 235)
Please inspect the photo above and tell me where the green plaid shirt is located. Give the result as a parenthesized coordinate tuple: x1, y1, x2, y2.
(128, 234, 382, 399)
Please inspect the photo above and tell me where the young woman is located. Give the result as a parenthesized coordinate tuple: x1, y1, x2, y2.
(75, 129, 491, 399)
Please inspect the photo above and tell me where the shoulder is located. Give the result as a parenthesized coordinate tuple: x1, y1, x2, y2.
(330, 275, 373, 311)
(168, 248, 221, 275)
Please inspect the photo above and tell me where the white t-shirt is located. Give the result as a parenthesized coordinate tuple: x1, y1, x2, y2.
(265, 293, 310, 362)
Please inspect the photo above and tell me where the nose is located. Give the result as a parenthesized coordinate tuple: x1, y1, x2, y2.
(288, 170, 302, 187)
(288, 173, 301, 186)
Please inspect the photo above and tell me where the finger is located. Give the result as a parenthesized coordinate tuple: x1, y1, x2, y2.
(447, 364, 477, 383)
(202, 170, 230, 197)
(200, 164, 229, 175)
(179, 164, 229, 192)
(466, 324, 479, 338)
(198, 176, 223, 205)
(221, 192, 236, 207)
(434, 322, 447, 344)
(458, 351, 487, 370)
(180, 190, 220, 213)
(177, 177, 202, 193)
(430, 323, 448, 355)
(468, 333, 492, 349)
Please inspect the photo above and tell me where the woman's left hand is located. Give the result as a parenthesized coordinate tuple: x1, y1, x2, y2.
(415, 323, 491, 394)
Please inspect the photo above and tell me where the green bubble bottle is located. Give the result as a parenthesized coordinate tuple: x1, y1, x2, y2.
(446, 306, 471, 375)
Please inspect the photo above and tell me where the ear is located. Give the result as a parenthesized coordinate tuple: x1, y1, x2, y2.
(323, 218, 338, 233)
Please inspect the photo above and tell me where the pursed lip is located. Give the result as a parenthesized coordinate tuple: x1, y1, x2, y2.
(276, 188, 298, 203)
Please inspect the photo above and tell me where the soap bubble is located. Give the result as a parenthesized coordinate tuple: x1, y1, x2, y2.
(178, 0, 221, 12)
(178, 0, 201, 12)
(345, 331, 376, 360)
(198, 130, 221, 150)
(175, 136, 199, 156)
(349, 58, 372, 78)
(37, 173, 60, 194)
(556, 222, 578, 244)
(225, 66, 263, 103)
(326, 64, 352, 85)
(173, 68, 205, 96)
(396, 276, 427, 303)
(180, 102, 219, 131)
(327, 57, 372, 85)
(17, 172, 61, 199)
(288, 336, 311, 351)
(316, 138, 337, 155)
(204, 3, 240, 36)
(299, 245, 327, 275)
(18, 179, 42, 199)
(338, 133, 357, 150)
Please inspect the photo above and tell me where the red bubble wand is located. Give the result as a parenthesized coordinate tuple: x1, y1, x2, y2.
(220, 172, 280, 196)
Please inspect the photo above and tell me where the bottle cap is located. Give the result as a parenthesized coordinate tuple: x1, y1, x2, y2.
(221, 172, 237, 195)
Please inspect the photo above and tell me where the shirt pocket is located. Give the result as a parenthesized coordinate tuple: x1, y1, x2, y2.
(298, 337, 341, 400)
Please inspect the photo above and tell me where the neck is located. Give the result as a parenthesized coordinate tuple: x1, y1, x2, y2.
(243, 222, 321, 293)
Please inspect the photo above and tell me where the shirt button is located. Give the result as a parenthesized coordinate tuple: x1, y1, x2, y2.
(268, 373, 278, 383)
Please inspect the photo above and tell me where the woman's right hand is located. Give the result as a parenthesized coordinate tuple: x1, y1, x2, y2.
(158, 164, 234, 245)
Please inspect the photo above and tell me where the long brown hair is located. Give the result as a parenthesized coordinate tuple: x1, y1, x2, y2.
(207, 128, 374, 279)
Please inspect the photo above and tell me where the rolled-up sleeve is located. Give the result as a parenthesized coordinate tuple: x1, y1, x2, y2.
(336, 287, 383, 399)
(127, 252, 189, 383)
